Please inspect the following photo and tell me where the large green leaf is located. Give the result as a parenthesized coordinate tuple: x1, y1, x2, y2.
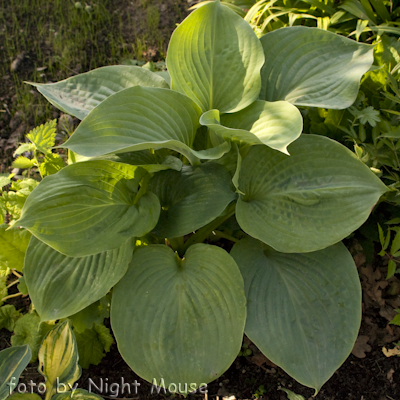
(231, 238, 361, 392)
(200, 100, 302, 154)
(29, 66, 169, 120)
(148, 163, 236, 238)
(91, 150, 183, 173)
(61, 86, 229, 163)
(24, 237, 134, 321)
(111, 244, 246, 391)
(17, 161, 159, 257)
(0, 345, 31, 400)
(61, 86, 200, 158)
(167, 0, 264, 113)
(0, 225, 31, 272)
(236, 135, 388, 253)
(259, 26, 374, 109)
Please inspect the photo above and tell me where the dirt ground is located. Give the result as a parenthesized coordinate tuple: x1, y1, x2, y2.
(1, 1, 400, 399)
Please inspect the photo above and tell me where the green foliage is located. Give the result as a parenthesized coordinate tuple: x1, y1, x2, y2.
(13, 120, 66, 179)
(240, 0, 400, 39)
(279, 388, 306, 400)
(74, 323, 113, 369)
(0, 345, 31, 400)
(0, 179, 39, 226)
(10, 312, 52, 362)
(0, 305, 22, 331)
(0, 224, 31, 272)
(11, 0, 392, 395)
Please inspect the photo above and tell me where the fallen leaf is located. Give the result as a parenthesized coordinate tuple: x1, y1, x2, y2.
(387, 368, 395, 382)
(382, 324, 400, 343)
(380, 305, 397, 322)
(382, 346, 400, 357)
(372, 281, 389, 306)
(360, 265, 381, 283)
(251, 352, 277, 368)
(353, 252, 366, 268)
(352, 335, 372, 358)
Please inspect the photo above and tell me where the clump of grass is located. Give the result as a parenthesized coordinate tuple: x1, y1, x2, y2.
(0, 0, 187, 128)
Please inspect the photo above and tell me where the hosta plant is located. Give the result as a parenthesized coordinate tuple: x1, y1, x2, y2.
(15, 0, 388, 394)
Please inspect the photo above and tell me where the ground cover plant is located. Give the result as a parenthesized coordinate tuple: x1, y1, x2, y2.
(0, 0, 398, 398)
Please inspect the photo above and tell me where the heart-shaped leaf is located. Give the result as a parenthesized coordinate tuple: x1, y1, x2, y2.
(111, 244, 246, 390)
(24, 236, 134, 321)
(259, 26, 374, 109)
(17, 161, 160, 257)
(167, 0, 264, 113)
(236, 135, 388, 253)
(149, 163, 236, 238)
(200, 100, 302, 154)
(0, 345, 31, 400)
(29, 65, 169, 120)
(231, 238, 361, 392)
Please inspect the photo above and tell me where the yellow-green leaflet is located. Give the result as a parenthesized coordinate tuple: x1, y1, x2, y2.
(38, 321, 81, 399)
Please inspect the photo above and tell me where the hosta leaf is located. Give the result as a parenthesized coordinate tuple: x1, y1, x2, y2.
(231, 238, 361, 392)
(52, 389, 104, 400)
(200, 100, 302, 154)
(38, 321, 81, 398)
(29, 66, 169, 120)
(24, 237, 133, 321)
(167, 0, 264, 113)
(94, 150, 183, 173)
(0, 345, 31, 400)
(61, 86, 231, 162)
(236, 135, 388, 253)
(61, 86, 200, 156)
(11, 313, 52, 362)
(148, 163, 236, 238)
(17, 161, 159, 257)
(259, 26, 374, 109)
(111, 244, 246, 390)
(0, 225, 31, 272)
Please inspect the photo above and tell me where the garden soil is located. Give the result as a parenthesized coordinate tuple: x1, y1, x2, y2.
(1, 1, 400, 399)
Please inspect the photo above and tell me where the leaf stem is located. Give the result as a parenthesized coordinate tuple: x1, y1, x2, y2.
(167, 237, 185, 256)
(212, 230, 239, 243)
(1, 292, 23, 302)
(6, 280, 19, 289)
(182, 202, 236, 252)
(11, 269, 22, 278)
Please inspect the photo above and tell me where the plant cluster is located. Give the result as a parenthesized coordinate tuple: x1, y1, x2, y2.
(0, 321, 105, 400)
(0, 0, 396, 396)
